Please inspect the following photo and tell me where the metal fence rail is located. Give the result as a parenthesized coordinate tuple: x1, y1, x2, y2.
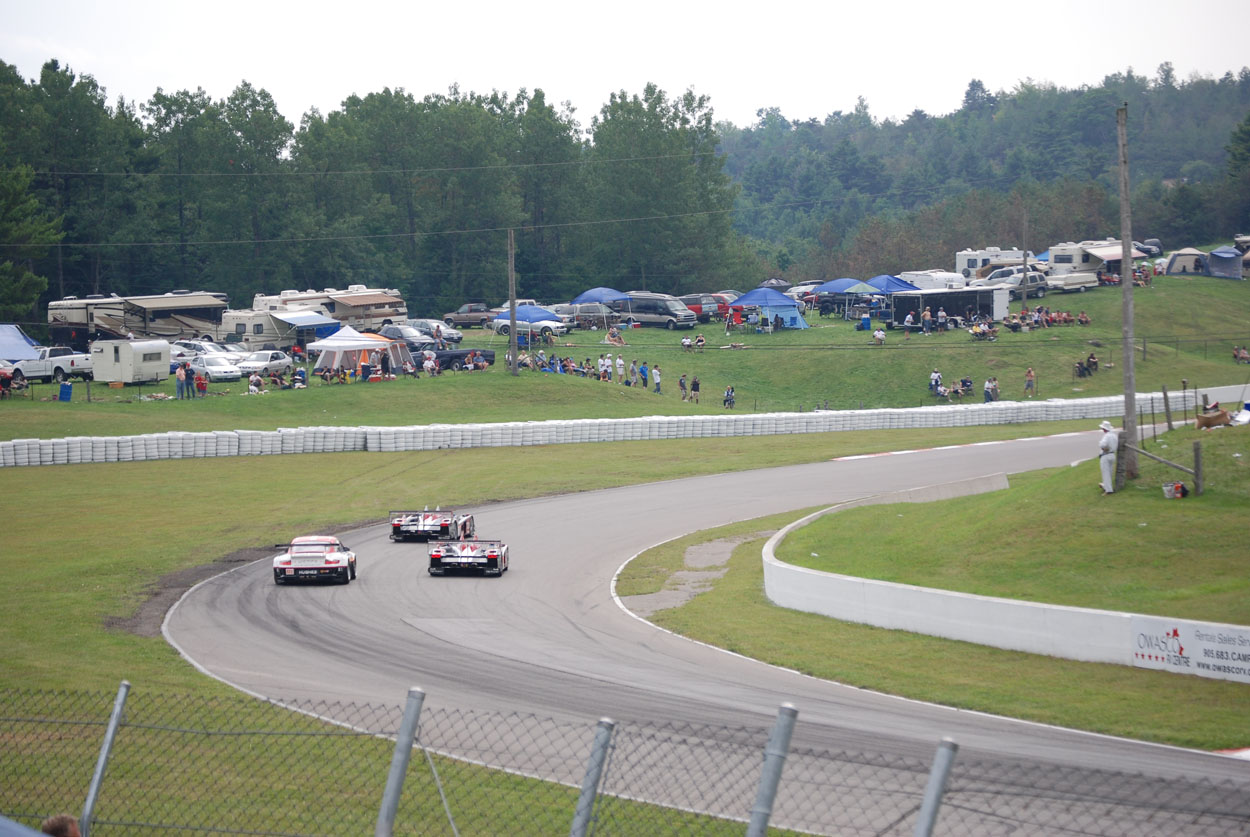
(2, 686, 1248, 836)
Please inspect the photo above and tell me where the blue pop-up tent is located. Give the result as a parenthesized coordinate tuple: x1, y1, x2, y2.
(732, 287, 809, 329)
(865, 274, 920, 293)
(1207, 247, 1244, 279)
(0, 324, 40, 361)
(494, 304, 561, 324)
(571, 286, 629, 304)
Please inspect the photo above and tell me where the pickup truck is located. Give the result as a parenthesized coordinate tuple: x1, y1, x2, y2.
(12, 346, 93, 383)
(411, 340, 496, 372)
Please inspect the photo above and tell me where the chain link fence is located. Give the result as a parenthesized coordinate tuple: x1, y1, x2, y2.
(3, 685, 1248, 836)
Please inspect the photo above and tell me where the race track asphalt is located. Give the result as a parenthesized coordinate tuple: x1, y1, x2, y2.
(165, 428, 1250, 833)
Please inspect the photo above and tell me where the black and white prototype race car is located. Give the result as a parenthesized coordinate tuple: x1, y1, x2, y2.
(427, 539, 509, 577)
(389, 508, 475, 542)
(273, 536, 357, 584)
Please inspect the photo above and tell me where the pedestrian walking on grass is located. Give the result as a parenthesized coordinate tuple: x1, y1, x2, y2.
(1024, 367, 1035, 398)
(653, 365, 661, 394)
(690, 376, 701, 403)
(678, 373, 688, 401)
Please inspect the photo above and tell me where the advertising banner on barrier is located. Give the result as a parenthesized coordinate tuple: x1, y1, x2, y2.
(1130, 616, 1250, 684)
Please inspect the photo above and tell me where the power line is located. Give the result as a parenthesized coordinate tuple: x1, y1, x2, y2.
(27, 151, 719, 179)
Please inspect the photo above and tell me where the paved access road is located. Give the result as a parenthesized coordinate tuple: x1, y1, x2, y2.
(166, 429, 1250, 834)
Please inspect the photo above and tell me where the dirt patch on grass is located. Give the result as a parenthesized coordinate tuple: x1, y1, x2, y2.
(622, 531, 774, 619)
(106, 520, 369, 638)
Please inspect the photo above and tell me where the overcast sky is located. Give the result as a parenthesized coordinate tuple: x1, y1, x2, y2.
(3, 0, 1246, 131)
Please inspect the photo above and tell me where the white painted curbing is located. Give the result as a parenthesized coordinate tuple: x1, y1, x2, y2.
(761, 476, 1137, 665)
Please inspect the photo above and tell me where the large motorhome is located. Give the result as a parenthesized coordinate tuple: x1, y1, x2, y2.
(251, 285, 408, 332)
(219, 308, 341, 351)
(1047, 239, 1146, 276)
(954, 246, 1034, 279)
(48, 291, 228, 351)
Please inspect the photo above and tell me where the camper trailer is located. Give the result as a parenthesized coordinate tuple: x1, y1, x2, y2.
(49, 291, 228, 351)
(954, 247, 1032, 279)
(251, 285, 408, 332)
(90, 339, 170, 384)
(1048, 239, 1146, 277)
(898, 269, 966, 290)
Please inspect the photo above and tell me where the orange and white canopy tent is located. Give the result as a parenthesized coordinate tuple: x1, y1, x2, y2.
(307, 326, 413, 373)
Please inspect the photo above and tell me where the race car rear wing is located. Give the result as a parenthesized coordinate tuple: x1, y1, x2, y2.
(390, 508, 453, 519)
(427, 539, 504, 550)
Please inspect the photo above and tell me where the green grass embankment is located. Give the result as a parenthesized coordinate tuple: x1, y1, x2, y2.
(618, 425, 1250, 748)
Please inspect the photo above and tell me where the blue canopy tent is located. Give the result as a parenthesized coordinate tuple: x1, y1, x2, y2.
(811, 278, 865, 294)
(731, 287, 809, 330)
(571, 286, 629, 304)
(271, 310, 341, 340)
(1207, 247, 1244, 279)
(570, 286, 630, 330)
(865, 274, 920, 293)
(0, 324, 40, 361)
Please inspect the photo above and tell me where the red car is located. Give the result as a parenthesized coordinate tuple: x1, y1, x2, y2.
(678, 293, 731, 323)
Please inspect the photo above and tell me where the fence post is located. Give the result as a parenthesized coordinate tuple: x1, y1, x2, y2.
(569, 718, 615, 837)
(1194, 441, 1204, 496)
(80, 680, 130, 837)
(375, 687, 426, 837)
(747, 703, 798, 837)
(913, 737, 959, 837)
(1162, 385, 1174, 430)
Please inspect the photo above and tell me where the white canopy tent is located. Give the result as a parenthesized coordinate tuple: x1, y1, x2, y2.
(307, 326, 413, 376)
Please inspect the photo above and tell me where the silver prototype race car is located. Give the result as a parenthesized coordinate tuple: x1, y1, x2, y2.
(389, 508, 475, 542)
(427, 539, 509, 576)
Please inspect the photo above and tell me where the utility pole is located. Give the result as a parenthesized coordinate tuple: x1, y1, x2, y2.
(508, 229, 518, 376)
(1116, 104, 1138, 484)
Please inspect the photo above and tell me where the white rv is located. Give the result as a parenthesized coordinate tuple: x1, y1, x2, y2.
(251, 285, 408, 332)
(49, 291, 228, 350)
(1047, 239, 1146, 277)
(954, 246, 1033, 279)
(90, 339, 170, 384)
(898, 269, 966, 290)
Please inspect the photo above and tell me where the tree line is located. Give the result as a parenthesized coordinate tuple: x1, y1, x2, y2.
(722, 65, 1250, 278)
(0, 62, 747, 323)
(2, 58, 1248, 328)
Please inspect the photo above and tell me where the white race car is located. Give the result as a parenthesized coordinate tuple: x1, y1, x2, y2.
(389, 509, 475, 542)
(427, 540, 509, 577)
(272, 535, 357, 584)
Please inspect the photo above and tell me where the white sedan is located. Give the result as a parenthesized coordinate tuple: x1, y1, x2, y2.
(236, 351, 293, 376)
(189, 354, 242, 382)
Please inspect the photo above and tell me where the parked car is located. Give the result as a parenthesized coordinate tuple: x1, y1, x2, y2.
(236, 350, 293, 376)
(678, 294, 730, 323)
(608, 292, 697, 329)
(971, 270, 1048, 299)
(551, 303, 621, 330)
(272, 535, 357, 585)
(407, 318, 462, 343)
(1134, 239, 1163, 258)
(188, 354, 242, 382)
(377, 324, 436, 353)
(174, 339, 247, 364)
(442, 303, 494, 328)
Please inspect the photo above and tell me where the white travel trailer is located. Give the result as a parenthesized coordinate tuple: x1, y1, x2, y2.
(954, 246, 1033, 279)
(220, 308, 342, 352)
(89, 339, 170, 384)
(898, 269, 966, 290)
(251, 285, 408, 332)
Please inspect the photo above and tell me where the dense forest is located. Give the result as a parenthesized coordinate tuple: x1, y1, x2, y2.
(1, 58, 1249, 326)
